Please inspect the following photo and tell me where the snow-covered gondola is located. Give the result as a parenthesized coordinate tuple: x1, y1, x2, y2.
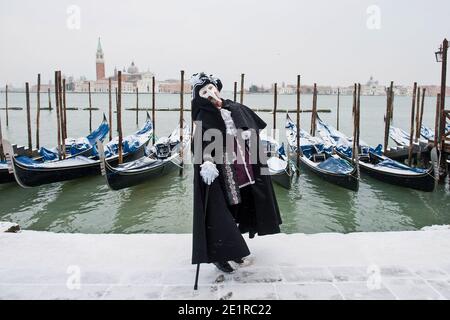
(419, 124, 449, 142)
(44, 114, 110, 160)
(99, 121, 190, 191)
(389, 124, 449, 147)
(260, 134, 294, 189)
(285, 114, 359, 191)
(3, 113, 153, 188)
(0, 115, 110, 185)
(387, 125, 450, 161)
(389, 126, 429, 148)
(317, 118, 436, 192)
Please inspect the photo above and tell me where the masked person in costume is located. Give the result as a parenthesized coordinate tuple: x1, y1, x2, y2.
(191, 73, 282, 273)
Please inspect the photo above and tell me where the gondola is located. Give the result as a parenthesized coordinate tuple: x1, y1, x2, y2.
(3, 113, 153, 188)
(389, 126, 429, 148)
(317, 118, 436, 192)
(41, 114, 110, 160)
(0, 161, 14, 184)
(260, 134, 294, 189)
(0, 115, 109, 185)
(419, 124, 449, 142)
(99, 121, 190, 191)
(386, 126, 429, 162)
(285, 114, 359, 191)
(388, 125, 448, 161)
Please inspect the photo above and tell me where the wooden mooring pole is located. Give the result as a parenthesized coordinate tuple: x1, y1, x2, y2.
(296, 75, 302, 172)
(352, 85, 356, 117)
(54, 72, 62, 160)
(418, 88, 426, 141)
(135, 87, 139, 126)
(108, 78, 113, 141)
(57, 71, 65, 159)
(63, 78, 67, 140)
(390, 89, 395, 121)
(383, 81, 394, 153)
(336, 88, 340, 131)
(351, 84, 357, 164)
(240, 74, 245, 104)
(25, 83, 32, 153)
(352, 84, 361, 164)
(88, 82, 92, 133)
(152, 76, 156, 145)
(414, 86, 421, 142)
(273, 83, 277, 139)
(115, 87, 118, 121)
(5, 84, 8, 127)
(310, 83, 317, 136)
(434, 94, 440, 147)
(357, 84, 361, 152)
(0, 110, 3, 161)
(233, 81, 237, 103)
(438, 39, 448, 175)
(36, 74, 41, 149)
(117, 71, 123, 164)
(408, 83, 417, 166)
(48, 88, 52, 110)
(390, 84, 395, 120)
(179, 70, 185, 175)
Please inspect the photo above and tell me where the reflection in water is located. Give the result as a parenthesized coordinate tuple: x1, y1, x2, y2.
(112, 168, 192, 234)
(276, 170, 358, 234)
(26, 176, 118, 233)
(357, 175, 450, 231)
(0, 183, 62, 228)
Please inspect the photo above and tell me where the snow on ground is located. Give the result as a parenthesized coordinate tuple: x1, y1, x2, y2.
(1, 227, 450, 300)
(0, 222, 20, 233)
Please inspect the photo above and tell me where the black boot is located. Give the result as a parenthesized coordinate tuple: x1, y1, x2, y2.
(213, 261, 235, 273)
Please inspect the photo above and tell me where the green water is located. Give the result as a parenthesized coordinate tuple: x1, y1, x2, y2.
(0, 92, 449, 234)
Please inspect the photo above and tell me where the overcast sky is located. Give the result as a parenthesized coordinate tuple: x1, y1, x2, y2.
(0, 0, 449, 89)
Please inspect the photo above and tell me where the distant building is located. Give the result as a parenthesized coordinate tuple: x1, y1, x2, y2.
(361, 76, 386, 95)
(249, 84, 268, 93)
(96, 38, 106, 81)
(73, 79, 134, 93)
(158, 79, 191, 94)
(278, 84, 296, 94)
(70, 38, 164, 93)
(136, 70, 155, 93)
(317, 86, 333, 95)
(110, 62, 156, 93)
(421, 85, 450, 97)
(31, 83, 54, 93)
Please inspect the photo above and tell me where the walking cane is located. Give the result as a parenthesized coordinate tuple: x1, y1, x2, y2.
(194, 184, 210, 290)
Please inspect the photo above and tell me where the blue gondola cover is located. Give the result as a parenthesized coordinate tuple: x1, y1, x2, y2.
(317, 157, 354, 174)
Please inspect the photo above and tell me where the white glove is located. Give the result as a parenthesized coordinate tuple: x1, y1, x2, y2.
(200, 161, 219, 185)
(241, 130, 251, 140)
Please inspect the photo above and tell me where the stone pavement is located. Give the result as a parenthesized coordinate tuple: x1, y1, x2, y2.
(2, 264, 450, 300)
(1, 228, 450, 300)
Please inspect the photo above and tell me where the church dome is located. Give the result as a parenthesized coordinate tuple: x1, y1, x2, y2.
(127, 61, 139, 74)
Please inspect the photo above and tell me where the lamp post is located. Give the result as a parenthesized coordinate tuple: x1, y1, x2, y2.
(435, 39, 448, 176)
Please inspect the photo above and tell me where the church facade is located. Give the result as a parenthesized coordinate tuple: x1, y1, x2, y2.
(71, 38, 191, 94)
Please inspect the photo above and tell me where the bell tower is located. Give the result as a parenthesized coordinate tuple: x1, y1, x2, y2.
(96, 37, 105, 80)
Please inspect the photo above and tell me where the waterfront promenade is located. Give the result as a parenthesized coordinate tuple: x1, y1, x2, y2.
(1, 224, 450, 300)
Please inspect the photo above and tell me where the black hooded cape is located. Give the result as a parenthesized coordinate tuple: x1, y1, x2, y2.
(192, 98, 282, 265)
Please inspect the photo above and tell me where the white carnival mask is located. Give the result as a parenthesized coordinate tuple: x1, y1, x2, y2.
(199, 84, 221, 105)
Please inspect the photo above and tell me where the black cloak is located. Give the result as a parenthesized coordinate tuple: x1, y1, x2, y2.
(191, 83, 282, 265)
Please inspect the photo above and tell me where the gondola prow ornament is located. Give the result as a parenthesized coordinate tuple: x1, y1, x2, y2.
(191, 73, 282, 290)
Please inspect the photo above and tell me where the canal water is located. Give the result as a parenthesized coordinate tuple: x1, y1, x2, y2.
(0, 92, 449, 234)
